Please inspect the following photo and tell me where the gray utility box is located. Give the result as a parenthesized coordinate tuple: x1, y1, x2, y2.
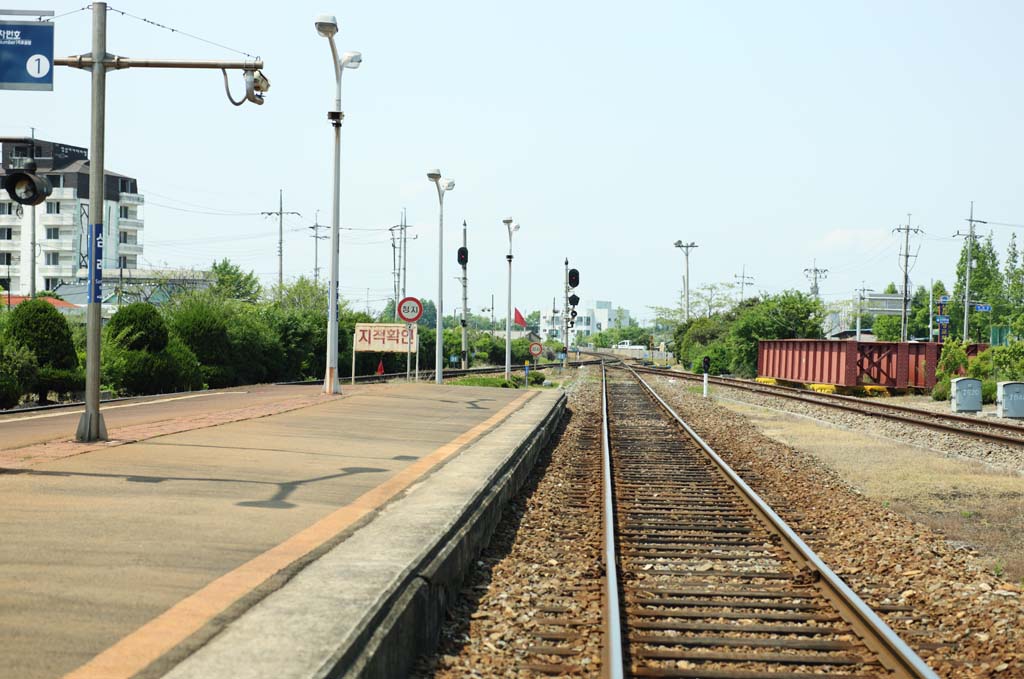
(996, 381, 1024, 418)
(951, 377, 983, 413)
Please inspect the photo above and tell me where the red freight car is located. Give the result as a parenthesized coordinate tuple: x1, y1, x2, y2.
(757, 340, 951, 389)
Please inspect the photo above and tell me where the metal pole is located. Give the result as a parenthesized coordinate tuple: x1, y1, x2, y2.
(900, 214, 911, 342)
(76, 1, 108, 442)
(928, 280, 933, 343)
(278, 189, 283, 294)
(562, 258, 569, 370)
(963, 201, 974, 343)
(505, 221, 514, 381)
(323, 37, 342, 395)
(461, 219, 468, 369)
(406, 322, 412, 381)
(435, 190, 444, 384)
(29, 127, 36, 297)
(351, 331, 356, 385)
(400, 208, 408, 300)
(684, 248, 690, 322)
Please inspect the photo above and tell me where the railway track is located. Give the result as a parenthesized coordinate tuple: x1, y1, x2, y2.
(627, 363, 1024, 448)
(600, 364, 938, 678)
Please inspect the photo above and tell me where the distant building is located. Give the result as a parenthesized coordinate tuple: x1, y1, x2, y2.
(540, 299, 631, 346)
(0, 137, 144, 296)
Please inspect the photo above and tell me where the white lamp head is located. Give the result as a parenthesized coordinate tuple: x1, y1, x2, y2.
(673, 239, 683, 248)
(315, 15, 338, 38)
(513, 223, 520, 233)
(341, 51, 362, 68)
(502, 218, 513, 226)
(442, 179, 455, 191)
(427, 169, 441, 182)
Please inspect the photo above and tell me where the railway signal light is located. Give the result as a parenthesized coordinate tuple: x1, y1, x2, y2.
(568, 268, 579, 288)
(702, 355, 710, 374)
(568, 293, 580, 307)
(570, 309, 577, 318)
(2, 160, 52, 206)
(457, 246, 468, 266)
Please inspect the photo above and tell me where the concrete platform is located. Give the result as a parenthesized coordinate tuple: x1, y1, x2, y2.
(0, 383, 566, 679)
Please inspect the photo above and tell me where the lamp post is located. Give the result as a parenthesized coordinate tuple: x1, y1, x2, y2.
(503, 218, 519, 380)
(673, 240, 698, 322)
(316, 15, 361, 395)
(427, 170, 455, 384)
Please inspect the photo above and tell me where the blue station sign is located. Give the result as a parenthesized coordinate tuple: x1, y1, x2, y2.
(975, 304, 992, 312)
(935, 315, 950, 324)
(0, 20, 54, 91)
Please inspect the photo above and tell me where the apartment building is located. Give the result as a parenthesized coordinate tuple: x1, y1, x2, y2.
(0, 138, 143, 296)
(540, 299, 631, 346)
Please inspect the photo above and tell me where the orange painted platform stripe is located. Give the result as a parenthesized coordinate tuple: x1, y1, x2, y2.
(63, 390, 538, 679)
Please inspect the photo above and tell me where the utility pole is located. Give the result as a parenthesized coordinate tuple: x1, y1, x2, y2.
(928, 278, 934, 342)
(804, 260, 828, 298)
(674, 240, 698, 322)
(309, 209, 326, 285)
(893, 213, 924, 341)
(955, 201, 986, 343)
(262, 189, 300, 297)
(460, 220, 469, 369)
(734, 265, 754, 303)
(855, 283, 873, 341)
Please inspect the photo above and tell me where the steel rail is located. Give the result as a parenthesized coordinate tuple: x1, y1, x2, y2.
(600, 363, 625, 678)
(630, 364, 1024, 447)
(621, 364, 940, 678)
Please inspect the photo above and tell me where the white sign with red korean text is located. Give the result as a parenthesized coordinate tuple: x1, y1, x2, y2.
(354, 323, 418, 353)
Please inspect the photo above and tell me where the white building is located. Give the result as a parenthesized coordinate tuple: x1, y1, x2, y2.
(0, 138, 143, 296)
(540, 299, 631, 346)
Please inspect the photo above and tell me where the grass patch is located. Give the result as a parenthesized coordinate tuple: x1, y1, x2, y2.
(449, 376, 521, 388)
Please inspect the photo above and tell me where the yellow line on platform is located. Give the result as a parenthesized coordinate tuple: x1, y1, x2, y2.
(0, 392, 248, 424)
(63, 389, 537, 679)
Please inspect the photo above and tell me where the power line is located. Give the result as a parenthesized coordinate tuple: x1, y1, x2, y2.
(106, 6, 259, 58)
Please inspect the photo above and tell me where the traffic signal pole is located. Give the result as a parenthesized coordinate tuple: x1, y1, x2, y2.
(563, 258, 569, 370)
(54, 2, 266, 441)
(461, 220, 468, 369)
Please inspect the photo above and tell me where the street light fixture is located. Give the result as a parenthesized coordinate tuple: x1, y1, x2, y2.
(316, 13, 361, 394)
(504, 218, 519, 380)
(428, 169, 455, 384)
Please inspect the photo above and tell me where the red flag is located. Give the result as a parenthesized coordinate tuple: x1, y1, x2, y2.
(376, 359, 385, 375)
(514, 308, 527, 328)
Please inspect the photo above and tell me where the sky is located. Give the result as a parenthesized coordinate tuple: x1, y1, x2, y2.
(5, 0, 1024, 324)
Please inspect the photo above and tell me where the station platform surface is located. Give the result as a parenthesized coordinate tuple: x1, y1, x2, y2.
(0, 382, 565, 679)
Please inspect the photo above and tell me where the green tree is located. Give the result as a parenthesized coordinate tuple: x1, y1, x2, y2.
(107, 302, 169, 352)
(5, 299, 82, 402)
(0, 339, 38, 409)
(210, 258, 262, 303)
(950, 233, 1005, 342)
(728, 290, 825, 376)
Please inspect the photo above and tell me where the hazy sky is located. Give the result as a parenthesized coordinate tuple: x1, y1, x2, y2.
(6, 1, 1024, 322)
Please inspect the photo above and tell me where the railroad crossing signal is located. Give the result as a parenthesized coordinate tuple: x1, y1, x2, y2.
(568, 268, 579, 288)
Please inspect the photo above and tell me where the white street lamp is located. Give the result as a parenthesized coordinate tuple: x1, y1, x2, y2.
(428, 170, 455, 384)
(503, 218, 519, 380)
(316, 14, 361, 394)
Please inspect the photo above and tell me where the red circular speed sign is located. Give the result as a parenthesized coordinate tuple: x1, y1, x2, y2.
(398, 296, 424, 323)
(529, 342, 543, 357)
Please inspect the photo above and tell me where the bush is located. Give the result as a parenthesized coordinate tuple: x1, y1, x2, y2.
(0, 340, 38, 409)
(982, 379, 997, 405)
(931, 376, 950, 401)
(528, 370, 545, 385)
(36, 366, 84, 402)
(103, 334, 202, 396)
(5, 299, 78, 370)
(107, 303, 168, 351)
